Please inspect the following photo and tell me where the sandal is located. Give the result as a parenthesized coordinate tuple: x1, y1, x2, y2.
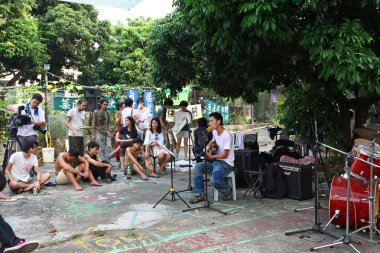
(140, 176, 149, 181)
(189, 196, 205, 204)
(149, 173, 160, 178)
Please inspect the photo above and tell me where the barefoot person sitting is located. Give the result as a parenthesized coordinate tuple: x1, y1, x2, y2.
(144, 118, 171, 175)
(83, 141, 114, 183)
(125, 138, 159, 180)
(55, 149, 101, 191)
(4, 141, 51, 194)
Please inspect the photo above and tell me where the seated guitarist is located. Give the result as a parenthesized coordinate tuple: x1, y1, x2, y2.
(190, 112, 235, 203)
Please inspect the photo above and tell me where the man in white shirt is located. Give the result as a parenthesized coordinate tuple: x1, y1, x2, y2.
(121, 98, 135, 127)
(66, 99, 87, 156)
(190, 112, 235, 204)
(135, 98, 151, 140)
(4, 141, 51, 194)
(7, 93, 46, 150)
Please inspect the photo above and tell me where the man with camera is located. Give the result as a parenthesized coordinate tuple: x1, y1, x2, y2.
(7, 93, 46, 150)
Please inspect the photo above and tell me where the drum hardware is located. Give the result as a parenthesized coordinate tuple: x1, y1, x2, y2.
(349, 138, 380, 242)
(323, 210, 340, 232)
(311, 154, 361, 252)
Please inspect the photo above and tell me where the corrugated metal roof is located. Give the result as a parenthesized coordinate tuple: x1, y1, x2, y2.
(59, 0, 143, 10)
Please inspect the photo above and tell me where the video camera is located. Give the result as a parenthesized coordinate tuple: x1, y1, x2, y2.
(7, 105, 47, 134)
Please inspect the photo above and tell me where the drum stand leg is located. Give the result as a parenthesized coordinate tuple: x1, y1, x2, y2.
(322, 210, 339, 232)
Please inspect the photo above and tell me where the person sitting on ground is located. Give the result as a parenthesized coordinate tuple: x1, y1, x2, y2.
(83, 141, 114, 183)
(125, 138, 159, 180)
(4, 141, 51, 194)
(144, 118, 171, 175)
(55, 149, 101, 191)
(108, 116, 139, 170)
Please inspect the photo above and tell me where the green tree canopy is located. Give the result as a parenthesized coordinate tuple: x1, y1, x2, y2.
(149, 0, 380, 149)
(79, 18, 154, 87)
(0, 0, 49, 85)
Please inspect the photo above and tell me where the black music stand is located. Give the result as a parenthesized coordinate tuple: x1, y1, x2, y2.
(153, 144, 190, 209)
(183, 153, 227, 215)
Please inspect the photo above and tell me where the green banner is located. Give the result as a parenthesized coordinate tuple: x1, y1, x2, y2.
(205, 99, 229, 124)
(54, 97, 118, 111)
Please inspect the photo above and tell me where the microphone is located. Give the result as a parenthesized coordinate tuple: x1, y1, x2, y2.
(205, 127, 212, 133)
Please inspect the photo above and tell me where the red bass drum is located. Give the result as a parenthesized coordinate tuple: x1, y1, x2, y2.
(329, 176, 379, 229)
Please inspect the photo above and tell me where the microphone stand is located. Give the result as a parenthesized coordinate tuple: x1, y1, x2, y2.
(153, 143, 190, 209)
(285, 109, 337, 239)
(178, 118, 193, 192)
(183, 145, 227, 215)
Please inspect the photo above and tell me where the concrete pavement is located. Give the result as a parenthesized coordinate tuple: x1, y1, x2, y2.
(1, 127, 379, 253)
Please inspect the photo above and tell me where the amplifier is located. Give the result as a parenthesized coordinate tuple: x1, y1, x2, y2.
(275, 162, 313, 200)
(235, 150, 260, 187)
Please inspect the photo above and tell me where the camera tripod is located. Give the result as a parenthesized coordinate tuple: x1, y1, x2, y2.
(2, 127, 20, 170)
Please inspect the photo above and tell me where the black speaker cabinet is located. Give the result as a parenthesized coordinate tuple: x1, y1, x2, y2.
(275, 162, 313, 200)
(84, 87, 101, 98)
(84, 87, 101, 111)
(235, 150, 260, 187)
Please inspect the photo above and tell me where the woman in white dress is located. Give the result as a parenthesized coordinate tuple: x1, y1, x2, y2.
(144, 118, 172, 174)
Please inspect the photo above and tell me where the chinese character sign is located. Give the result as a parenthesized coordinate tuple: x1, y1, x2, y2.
(126, 89, 139, 109)
(205, 99, 229, 124)
(143, 90, 155, 118)
(189, 104, 202, 119)
(54, 97, 118, 111)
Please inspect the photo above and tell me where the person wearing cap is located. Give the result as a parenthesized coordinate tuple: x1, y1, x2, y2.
(125, 138, 159, 180)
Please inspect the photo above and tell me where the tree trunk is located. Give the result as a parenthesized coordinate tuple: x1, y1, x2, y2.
(6, 70, 22, 86)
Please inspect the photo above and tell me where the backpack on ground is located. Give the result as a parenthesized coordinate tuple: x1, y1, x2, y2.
(259, 163, 288, 199)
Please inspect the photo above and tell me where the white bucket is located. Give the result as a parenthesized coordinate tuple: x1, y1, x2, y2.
(42, 148, 55, 163)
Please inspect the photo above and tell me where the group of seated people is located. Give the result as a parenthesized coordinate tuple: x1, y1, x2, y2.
(0, 113, 234, 205)
(0, 116, 175, 195)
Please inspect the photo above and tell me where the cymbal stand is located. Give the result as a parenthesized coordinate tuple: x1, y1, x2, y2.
(349, 137, 380, 241)
(311, 154, 361, 252)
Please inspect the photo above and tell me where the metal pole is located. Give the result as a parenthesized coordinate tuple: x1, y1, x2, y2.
(45, 71, 49, 132)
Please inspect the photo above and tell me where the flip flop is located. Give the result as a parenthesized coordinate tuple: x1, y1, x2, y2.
(44, 182, 56, 187)
(149, 173, 160, 178)
(140, 176, 149, 181)
(189, 196, 205, 204)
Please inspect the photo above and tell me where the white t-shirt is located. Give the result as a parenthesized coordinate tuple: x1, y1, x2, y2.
(121, 107, 135, 127)
(66, 108, 86, 136)
(9, 104, 45, 136)
(137, 107, 151, 130)
(213, 129, 235, 167)
(9, 152, 38, 182)
(144, 130, 166, 153)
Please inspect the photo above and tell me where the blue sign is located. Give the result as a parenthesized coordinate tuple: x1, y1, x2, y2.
(143, 90, 155, 118)
(126, 89, 139, 109)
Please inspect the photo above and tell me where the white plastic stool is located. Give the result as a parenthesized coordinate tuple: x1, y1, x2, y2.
(213, 171, 237, 201)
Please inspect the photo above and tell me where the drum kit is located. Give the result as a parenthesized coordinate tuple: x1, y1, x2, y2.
(313, 138, 380, 252)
